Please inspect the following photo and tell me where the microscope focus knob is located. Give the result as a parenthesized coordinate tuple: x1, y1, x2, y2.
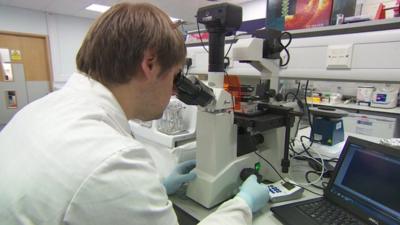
(240, 168, 263, 183)
(253, 134, 264, 145)
(266, 89, 276, 97)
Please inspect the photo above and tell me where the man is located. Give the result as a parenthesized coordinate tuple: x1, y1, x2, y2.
(0, 3, 269, 225)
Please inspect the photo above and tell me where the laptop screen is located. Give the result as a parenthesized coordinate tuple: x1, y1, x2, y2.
(328, 141, 400, 225)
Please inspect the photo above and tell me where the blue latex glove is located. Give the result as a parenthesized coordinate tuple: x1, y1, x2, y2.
(163, 160, 197, 195)
(236, 175, 270, 213)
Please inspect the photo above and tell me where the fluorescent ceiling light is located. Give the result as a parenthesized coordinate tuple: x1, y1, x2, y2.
(86, 4, 110, 13)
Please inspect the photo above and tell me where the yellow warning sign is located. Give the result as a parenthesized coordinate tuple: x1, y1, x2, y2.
(11, 49, 22, 61)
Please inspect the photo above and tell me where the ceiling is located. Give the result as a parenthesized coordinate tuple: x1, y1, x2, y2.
(0, 0, 253, 25)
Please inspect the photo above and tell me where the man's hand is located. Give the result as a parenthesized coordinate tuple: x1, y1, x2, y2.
(163, 160, 196, 195)
(236, 175, 270, 213)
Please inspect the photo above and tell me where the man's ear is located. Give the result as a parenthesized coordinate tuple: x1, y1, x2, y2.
(141, 49, 158, 80)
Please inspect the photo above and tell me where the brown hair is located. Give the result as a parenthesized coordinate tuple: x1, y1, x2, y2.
(76, 3, 186, 84)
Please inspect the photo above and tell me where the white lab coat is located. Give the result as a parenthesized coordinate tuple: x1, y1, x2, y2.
(0, 72, 252, 225)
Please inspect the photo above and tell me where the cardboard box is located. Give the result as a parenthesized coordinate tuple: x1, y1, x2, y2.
(343, 113, 399, 138)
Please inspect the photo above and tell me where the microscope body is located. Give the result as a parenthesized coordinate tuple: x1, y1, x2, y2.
(185, 72, 257, 207)
(175, 3, 295, 208)
(182, 3, 255, 208)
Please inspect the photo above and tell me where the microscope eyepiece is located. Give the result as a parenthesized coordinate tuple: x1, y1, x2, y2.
(173, 71, 215, 107)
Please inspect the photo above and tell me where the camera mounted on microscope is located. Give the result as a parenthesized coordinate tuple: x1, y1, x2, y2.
(196, 3, 242, 34)
(174, 3, 243, 107)
(197, 3, 242, 73)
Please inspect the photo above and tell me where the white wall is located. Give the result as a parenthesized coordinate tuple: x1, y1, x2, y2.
(0, 0, 268, 87)
(0, 5, 47, 35)
(0, 0, 396, 88)
(0, 5, 93, 88)
(241, 0, 266, 21)
(46, 13, 93, 87)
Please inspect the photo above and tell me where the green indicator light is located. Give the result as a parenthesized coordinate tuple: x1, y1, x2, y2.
(255, 162, 261, 172)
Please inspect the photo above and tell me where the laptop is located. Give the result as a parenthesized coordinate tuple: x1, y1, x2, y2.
(271, 136, 400, 225)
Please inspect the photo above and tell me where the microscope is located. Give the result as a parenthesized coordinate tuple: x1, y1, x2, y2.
(174, 3, 296, 208)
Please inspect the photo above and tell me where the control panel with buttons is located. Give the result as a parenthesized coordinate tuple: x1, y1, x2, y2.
(267, 180, 304, 203)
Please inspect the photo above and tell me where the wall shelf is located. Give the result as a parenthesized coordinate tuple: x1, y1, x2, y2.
(308, 102, 400, 115)
(285, 17, 400, 39)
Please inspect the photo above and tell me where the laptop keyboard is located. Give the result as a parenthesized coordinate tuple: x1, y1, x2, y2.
(296, 199, 365, 225)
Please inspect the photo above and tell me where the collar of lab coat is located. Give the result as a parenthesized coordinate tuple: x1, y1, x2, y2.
(64, 72, 131, 135)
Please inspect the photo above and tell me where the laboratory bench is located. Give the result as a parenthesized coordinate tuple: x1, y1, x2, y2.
(171, 162, 324, 225)
(172, 188, 321, 225)
(171, 128, 332, 224)
(170, 128, 386, 225)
